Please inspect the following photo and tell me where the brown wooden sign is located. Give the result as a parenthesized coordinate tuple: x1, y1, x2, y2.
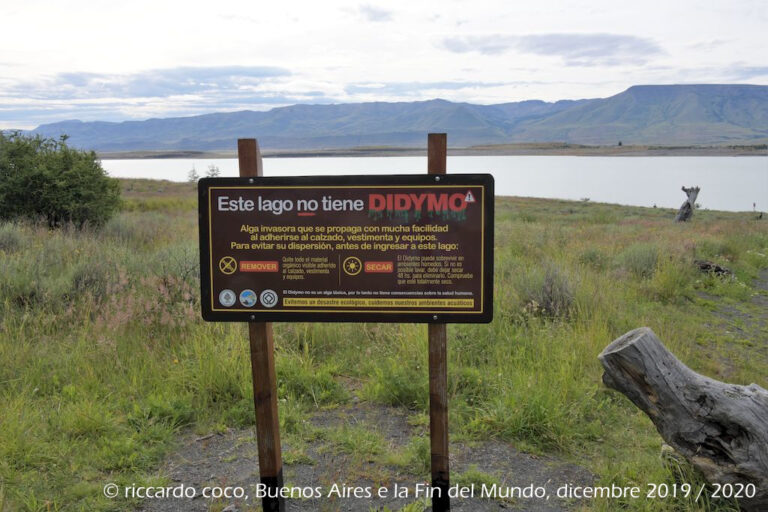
(199, 174, 494, 323)
(199, 135, 488, 512)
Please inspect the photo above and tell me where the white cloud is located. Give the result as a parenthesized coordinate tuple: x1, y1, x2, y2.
(442, 33, 663, 65)
(357, 4, 393, 22)
(0, 0, 766, 128)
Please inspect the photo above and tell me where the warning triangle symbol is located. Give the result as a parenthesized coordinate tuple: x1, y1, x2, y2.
(465, 190, 476, 203)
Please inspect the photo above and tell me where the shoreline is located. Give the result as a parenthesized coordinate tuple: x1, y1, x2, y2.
(98, 143, 768, 160)
(115, 177, 765, 214)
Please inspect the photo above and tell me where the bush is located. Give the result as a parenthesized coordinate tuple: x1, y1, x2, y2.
(400, 436, 430, 475)
(363, 358, 428, 409)
(578, 247, 608, 270)
(449, 366, 491, 404)
(647, 258, 694, 304)
(101, 212, 168, 247)
(0, 222, 22, 252)
(0, 133, 120, 227)
(616, 243, 658, 278)
(70, 258, 117, 302)
(516, 264, 574, 319)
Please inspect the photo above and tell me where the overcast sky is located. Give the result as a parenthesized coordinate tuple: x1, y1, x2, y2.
(1, 0, 766, 129)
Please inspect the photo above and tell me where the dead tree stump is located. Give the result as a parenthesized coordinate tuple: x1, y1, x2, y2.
(598, 327, 768, 511)
(675, 186, 700, 222)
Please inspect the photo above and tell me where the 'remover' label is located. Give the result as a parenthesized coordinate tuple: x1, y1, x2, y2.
(198, 174, 494, 323)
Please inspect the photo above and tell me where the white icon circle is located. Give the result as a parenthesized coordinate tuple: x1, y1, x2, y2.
(219, 289, 236, 307)
(260, 289, 278, 308)
(239, 289, 258, 307)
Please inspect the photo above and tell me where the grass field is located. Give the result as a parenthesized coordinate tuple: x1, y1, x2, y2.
(1, 178, 766, 511)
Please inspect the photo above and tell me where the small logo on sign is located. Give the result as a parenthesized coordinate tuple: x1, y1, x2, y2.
(219, 289, 236, 307)
(464, 190, 476, 203)
(260, 289, 278, 308)
(343, 256, 362, 276)
(239, 289, 258, 307)
(219, 256, 237, 275)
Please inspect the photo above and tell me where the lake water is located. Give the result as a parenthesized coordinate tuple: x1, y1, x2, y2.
(102, 156, 767, 212)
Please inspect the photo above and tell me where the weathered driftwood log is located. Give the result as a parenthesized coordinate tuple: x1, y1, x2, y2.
(675, 186, 700, 222)
(599, 327, 768, 511)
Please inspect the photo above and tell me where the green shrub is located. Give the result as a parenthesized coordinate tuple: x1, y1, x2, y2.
(0, 222, 22, 252)
(578, 248, 608, 270)
(277, 398, 310, 435)
(401, 436, 430, 475)
(454, 465, 501, 489)
(694, 273, 752, 301)
(516, 264, 574, 319)
(57, 400, 117, 439)
(101, 213, 165, 247)
(120, 197, 196, 212)
(616, 243, 659, 278)
(70, 258, 117, 302)
(697, 238, 741, 263)
(324, 424, 384, 462)
(744, 249, 768, 269)
(0, 133, 120, 227)
(150, 243, 199, 290)
(449, 366, 491, 404)
(467, 392, 571, 451)
(127, 393, 195, 431)
(363, 358, 428, 409)
(647, 258, 694, 304)
(1, 252, 73, 306)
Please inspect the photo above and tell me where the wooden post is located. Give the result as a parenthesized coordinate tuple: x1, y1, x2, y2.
(238, 139, 285, 512)
(427, 133, 450, 511)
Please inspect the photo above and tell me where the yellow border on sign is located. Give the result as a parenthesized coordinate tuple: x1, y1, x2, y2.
(284, 298, 474, 307)
(208, 185, 486, 315)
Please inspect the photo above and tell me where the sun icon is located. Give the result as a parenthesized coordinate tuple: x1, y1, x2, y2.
(342, 256, 362, 276)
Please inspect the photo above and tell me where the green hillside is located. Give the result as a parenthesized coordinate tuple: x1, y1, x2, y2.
(30, 85, 768, 150)
(510, 84, 768, 144)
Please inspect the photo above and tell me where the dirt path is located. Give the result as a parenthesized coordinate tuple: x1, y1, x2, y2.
(703, 268, 768, 377)
(139, 404, 592, 512)
(136, 269, 768, 512)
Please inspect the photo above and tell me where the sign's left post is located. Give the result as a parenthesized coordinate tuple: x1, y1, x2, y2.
(237, 138, 285, 512)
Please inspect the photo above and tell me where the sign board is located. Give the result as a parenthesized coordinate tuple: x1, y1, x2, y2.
(199, 174, 494, 323)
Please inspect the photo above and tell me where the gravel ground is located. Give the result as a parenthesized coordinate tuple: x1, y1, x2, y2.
(139, 403, 593, 512)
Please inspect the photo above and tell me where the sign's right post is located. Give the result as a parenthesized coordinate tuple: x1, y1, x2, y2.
(427, 133, 450, 511)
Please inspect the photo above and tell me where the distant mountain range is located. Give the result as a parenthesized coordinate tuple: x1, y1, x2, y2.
(32, 85, 768, 151)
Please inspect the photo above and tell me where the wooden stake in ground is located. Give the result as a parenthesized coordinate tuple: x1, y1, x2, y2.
(427, 133, 450, 512)
(674, 186, 700, 222)
(599, 327, 768, 512)
(238, 138, 285, 512)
